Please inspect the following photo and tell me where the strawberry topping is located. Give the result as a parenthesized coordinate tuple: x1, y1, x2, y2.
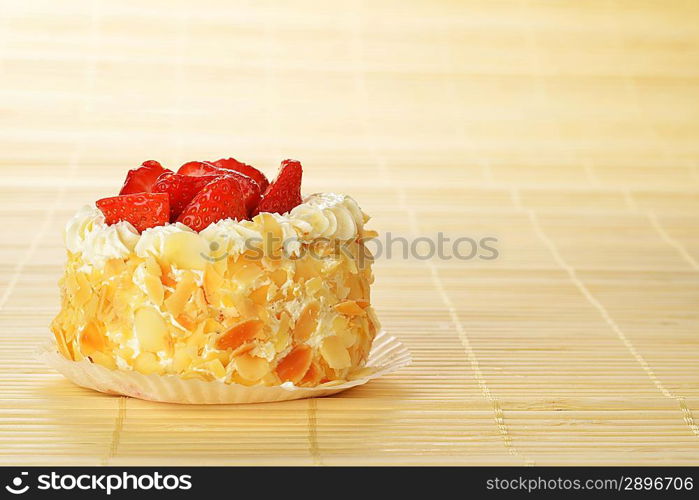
(152, 172, 220, 221)
(119, 160, 171, 195)
(211, 158, 269, 192)
(177, 176, 247, 232)
(96, 192, 170, 233)
(221, 170, 261, 216)
(252, 159, 302, 216)
(177, 161, 219, 177)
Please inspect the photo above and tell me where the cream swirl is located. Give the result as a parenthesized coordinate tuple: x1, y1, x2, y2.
(64, 205, 140, 267)
(64, 193, 369, 268)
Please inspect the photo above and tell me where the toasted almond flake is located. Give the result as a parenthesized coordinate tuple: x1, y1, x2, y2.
(333, 299, 366, 317)
(144, 256, 161, 277)
(274, 312, 291, 352)
(79, 321, 107, 355)
(203, 318, 223, 334)
(89, 351, 117, 370)
(74, 273, 92, 306)
(320, 335, 351, 369)
(270, 268, 287, 287)
(134, 306, 170, 352)
(52, 324, 72, 360)
(249, 284, 269, 306)
(291, 301, 320, 342)
(206, 358, 227, 379)
(164, 272, 197, 317)
(235, 353, 270, 381)
(293, 258, 319, 282)
(231, 342, 256, 356)
(176, 313, 196, 332)
(300, 361, 323, 386)
(163, 231, 208, 270)
(305, 277, 322, 296)
(173, 347, 193, 372)
(215, 319, 265, 350)
(144, 273, 165, 305)
(203, 265, 223, 303)
(275, 344, 312, 383)
(134, 352, 162, 375)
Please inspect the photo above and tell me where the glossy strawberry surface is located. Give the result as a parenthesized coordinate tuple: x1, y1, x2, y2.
(96, 192, 170, 232)
(119, 160, 171, 195)
(252, 159, 302, 216)
(177, 176, 247, 232)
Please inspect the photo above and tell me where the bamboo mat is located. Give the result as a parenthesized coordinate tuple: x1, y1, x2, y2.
(1, 0, 698, 466)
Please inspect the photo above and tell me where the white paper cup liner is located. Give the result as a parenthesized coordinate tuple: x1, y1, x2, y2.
(39, 330, 411, 404)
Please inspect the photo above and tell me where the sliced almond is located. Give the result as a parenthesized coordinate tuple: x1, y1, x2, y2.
(300, 361, 323, 386)
(173, 346, 194, 372)
(205, 358, 226, 379)
(144, 273, 165, 305)
(291, 301, 320, 342)
(203, 266, 223, 304)
(134, 306, 170, 352)
(79, 321, 107, 355)
(275, 344, 312, 383)
(270, 268, 287, 287)
(320, 335, 351, 369)
(333, 299, 366, 317)
(215, 319, 265, 350)
(134, 352, 162, 375)
(163, 231, 208, 270)
(164, 272, 197, 317)
(235, 353, 270, 382)
(89, 351, 116, 370)
(249, 284, 269, 306)
(274, 312, 291, 352)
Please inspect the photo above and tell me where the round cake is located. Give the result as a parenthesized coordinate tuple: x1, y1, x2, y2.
(50, 158, 380, 387)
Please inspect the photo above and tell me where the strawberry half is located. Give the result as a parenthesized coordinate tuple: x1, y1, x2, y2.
(252, 159, 302, 216)
(177, 176, 247, 232)
(174, 164, 260, 216)
(211, 158, 269, 192)
(177, 161, 219, 177)
(119, 160, 171, 195)
(222, 170, 260, 215)
(96, 192, 170, 233)
(152, 172, 220, 221)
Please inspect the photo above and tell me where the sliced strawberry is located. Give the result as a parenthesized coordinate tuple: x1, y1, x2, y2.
(223, 170, 260, 215)
(177, 161, 219, 177)
(96, 192, 170, 233)
(252, 159, 302, 216)
(170, 165, 260, 216)
(119, 160, 171, 195)
(152, 172, 220, 221)
(211, 158, 269, 192)
(177, 176, 247, 232)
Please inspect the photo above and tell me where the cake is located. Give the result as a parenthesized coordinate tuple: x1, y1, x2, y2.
(50, 158, 380, 388)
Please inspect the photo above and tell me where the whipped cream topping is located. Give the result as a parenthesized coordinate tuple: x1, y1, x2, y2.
(65, 193, 369, 268)
(64, 205, 140, 268)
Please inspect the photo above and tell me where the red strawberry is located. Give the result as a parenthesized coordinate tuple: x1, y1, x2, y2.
(211, 158, 269, 192)
(177, 177, 247, 232)
(152, 172, 220, 221)
(222, 170, 260, 215)
(252, 159, 302, 216)
(96, 192, 170, 233)
(119, 160, 171, 195)
(177, 161, 219, 177)
(172, 164, 260, 216)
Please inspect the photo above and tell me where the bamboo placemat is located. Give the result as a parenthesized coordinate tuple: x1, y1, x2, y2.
(1, 0, 698, 465)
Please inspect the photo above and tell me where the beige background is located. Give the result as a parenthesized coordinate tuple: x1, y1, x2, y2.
(1, 0, 698, 465)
